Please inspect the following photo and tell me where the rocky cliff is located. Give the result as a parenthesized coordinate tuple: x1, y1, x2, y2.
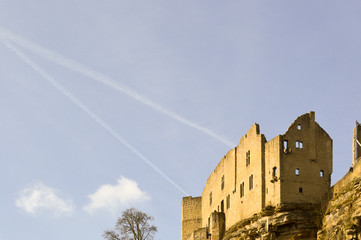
(223, 203, 321, 240)
(317, 176, 361, 240)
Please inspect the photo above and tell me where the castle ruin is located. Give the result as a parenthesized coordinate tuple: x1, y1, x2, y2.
(181, 112, 336, 240)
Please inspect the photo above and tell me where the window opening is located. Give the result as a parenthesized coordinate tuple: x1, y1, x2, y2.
(221, 200, 224, 213)
(283, 140, 288, 150)
(209, 192, 212, 205)
(249, 175, 253, 190)
(240, 182, 244, 198)
(297, 124, 302, 130)
(272, 167, 277, 178)
(296, 141, 303, 149)
(320, 170, 324, 177)
(299, 187, 303, 193)
(221, 175, 225, 190)
(246, 150, 251, 166)
(295, 168, 300, 175)
(226, 194, 230, 209)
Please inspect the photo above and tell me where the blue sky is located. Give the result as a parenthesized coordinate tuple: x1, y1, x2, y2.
(0, 1, 361, 239)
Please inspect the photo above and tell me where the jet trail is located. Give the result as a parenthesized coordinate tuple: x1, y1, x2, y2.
(1, 39, 189, 196)
(0, 27, 235, 148)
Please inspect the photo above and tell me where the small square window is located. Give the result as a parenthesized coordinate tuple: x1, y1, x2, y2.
(296, 141, 303, 149)
(295, 168, 300, 176)
(297, 124, 302, 130)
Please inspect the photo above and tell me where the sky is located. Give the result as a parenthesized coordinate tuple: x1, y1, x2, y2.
(0, 1, 361, 239)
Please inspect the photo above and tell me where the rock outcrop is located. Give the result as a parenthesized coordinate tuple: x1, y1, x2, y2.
(318, 177, 361, 240)
(223, 204, 321, 240)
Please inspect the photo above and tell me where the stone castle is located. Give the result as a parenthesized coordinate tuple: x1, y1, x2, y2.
(181, 112, 361, 240)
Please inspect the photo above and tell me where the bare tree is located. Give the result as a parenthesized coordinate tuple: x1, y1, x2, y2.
(103, 208, 157, 240)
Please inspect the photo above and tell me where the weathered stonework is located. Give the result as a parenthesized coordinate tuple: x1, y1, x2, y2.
(218, 121, 361, 240)
(181, 112, 333, 240)
(353, 121, 361, 166)
(318, 151, 361, 240)
(182, 196, 202, 240)
(222, 203, 321, 240)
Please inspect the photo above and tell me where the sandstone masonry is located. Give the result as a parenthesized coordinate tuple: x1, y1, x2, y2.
(181, 112, 334, 240)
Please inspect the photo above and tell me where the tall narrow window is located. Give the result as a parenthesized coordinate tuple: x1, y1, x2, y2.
(283, 140, 288, 150)
(221, 175, 225, 190)
(246, 150, 251, 166)
(295, 168, 300, 176)
(272, 167, 277, 178)
(299, 187, 303, 193)
(240, 182, 244, 198)
(209, 192, 212, 205)
(221, 200, 224, 213)
(249, 174, 253, 190)
(320, 170, 324, 177)
(297, 124, 302, 130)
(226, 194, 230, 209)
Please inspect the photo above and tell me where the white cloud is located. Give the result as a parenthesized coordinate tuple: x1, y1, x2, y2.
(15, 182, 74, 215)
(83, 176, 150, 214)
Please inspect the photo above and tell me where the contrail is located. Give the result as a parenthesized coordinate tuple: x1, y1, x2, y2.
(1, 39, 189, 196)
(0, 27, 235, 148)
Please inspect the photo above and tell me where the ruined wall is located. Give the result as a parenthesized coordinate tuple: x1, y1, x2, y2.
(234, 124, 266, 225)
(181, 196, 202, 240)
(186, 228, 207, 240)
(201, 124, 266, 230)
(264, 135, 282, 206)
(331, 152, 361, 197)
(211, 211, 226, 240)
(201, 147, 236, 228)
(353, 121, 361, 166)
(183, 112, 333, 240)
(280, 112, 332, 204)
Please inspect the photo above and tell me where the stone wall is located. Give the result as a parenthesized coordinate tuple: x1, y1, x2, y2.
(201, 124, 266, 230)
(353, 121, 361, 166)
(264, 135, 282, 206)
(279, 112, 332, 204)
(181, 196, 202, 240)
